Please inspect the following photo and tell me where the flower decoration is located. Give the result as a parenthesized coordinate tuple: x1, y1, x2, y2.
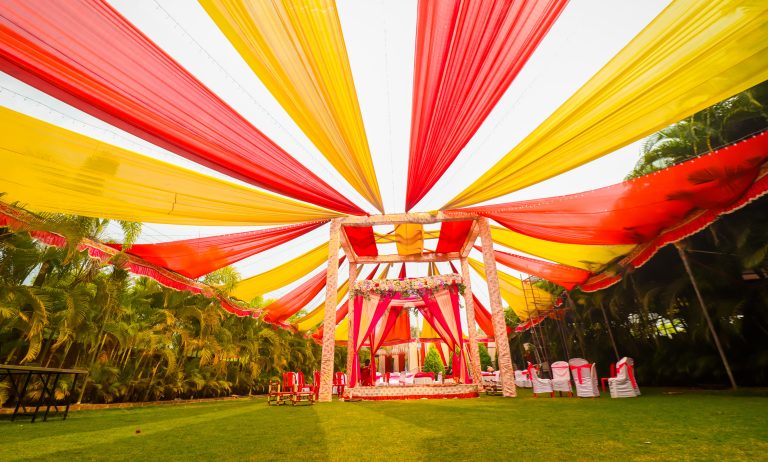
(351, 274, 464, 299)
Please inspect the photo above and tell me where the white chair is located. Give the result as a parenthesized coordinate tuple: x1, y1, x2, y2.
(568, 358, 599, 398)
(514, 370, 532, 388)
(528, 364, 554, 398)
(608, 357, 639, 398)
(550, 361, 572, 396)
(388, 372, 400, 386)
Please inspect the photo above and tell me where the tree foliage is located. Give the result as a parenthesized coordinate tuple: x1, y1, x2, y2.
(422, 345, 445, 376)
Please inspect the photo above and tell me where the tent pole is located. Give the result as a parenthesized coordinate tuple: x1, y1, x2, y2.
(319, 218, 342, 402)
(460, 258, 484, 391)
(675, 242, 737, 390)
(565, 292, 588, 358)
(478, 217, 516, 397)
(344, 263, 360, 397)
(599, 300, 621, 362)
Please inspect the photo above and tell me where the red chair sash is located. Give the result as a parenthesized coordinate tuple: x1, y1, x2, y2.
(569, 364, 591, 384)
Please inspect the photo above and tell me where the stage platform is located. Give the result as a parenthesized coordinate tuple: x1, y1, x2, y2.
(347, 383, 479, 401)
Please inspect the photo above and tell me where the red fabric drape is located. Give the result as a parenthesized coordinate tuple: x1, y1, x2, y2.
(477, 246, 590, 290)
(344, 226, 378, 256)
(311, 264, 380, 342)
(456, 133, 768, 245)
(350, 294, 395, 386)
(398, 263, 407, 279)
(435, 220, 473, 253)
(107, 221, 327, 279)
(0, 1, 362, 214)
(0, 207, 256, 317)
(379, 309, 412, 347)
(406, 0, 569, 210)
(263, 256, 345, 326)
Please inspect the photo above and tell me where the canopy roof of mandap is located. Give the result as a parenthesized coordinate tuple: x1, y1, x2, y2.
(2, 0, 768, 333)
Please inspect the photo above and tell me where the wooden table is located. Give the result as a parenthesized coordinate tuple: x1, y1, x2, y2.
(0, 364, 88, 422)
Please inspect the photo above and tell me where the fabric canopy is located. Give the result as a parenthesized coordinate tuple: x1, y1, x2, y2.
(0, 204, 256, 318)
(232, 242, 328, 302)
(0, 108, 340, 226)
(294, 279, 349, 333)
(0, 0, 363, 214)
(435, 220, 473, 253)
(110, 221, 327, 279)
(478, 246, 591, 291)
(262, 256, 345, 326)
(406, 0, 568, 209)
(446, 0, 768, 209)
(490, 226, 633, 273)
(395, 224, 424, 256)
(344, 226, 378, 257)
(468, 258, 553, 320)
(294, 264, 381, 332)
(201, 0, 383, 212)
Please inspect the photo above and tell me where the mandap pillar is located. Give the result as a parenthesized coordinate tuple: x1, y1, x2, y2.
(460, 258, 484, 391)
(344, 263, 360, 397)
(319, 218, 343, 402)
(477, 218, 517, 397)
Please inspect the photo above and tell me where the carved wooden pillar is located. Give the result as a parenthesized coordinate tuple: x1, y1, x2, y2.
(319, 218, 342, 402)
(460, 258, 484, 391)
(344, 263, 359, 397)
(477, 217, 516, 397)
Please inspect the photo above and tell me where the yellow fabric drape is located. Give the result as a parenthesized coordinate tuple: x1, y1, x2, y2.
(395, 224, 424, 255)
(0, 108, 340, 225)
(468, 259, 553, 320)
(490, 226, 634, 273)
(376, 230, 439, 243)
(201, 0, 383, 212)
(334, 319, 349, 343)
(294, 279, 349, 332)
(232, 242, 328, 301)
(447, 0, 768, 209)
(420, 317, 441, 340)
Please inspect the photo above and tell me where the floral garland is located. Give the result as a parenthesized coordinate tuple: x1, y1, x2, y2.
(351, 274, 464, 299)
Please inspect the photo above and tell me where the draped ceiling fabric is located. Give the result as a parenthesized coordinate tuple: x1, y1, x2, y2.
(464, 132, 768, 291)
(0, 204, 256, 318)
(435, 220, 473, 253)
(446, 0, 768, 209)
(0, 108, 340, 226)
(294, 279, 349, 333)
(232, 242, 329, 302)
(0, 0, 363, 214)
(109, 221, 327, 279)
(406, 0, 568, 210)
(344, 226, 378, 257)
(490, 226, 633, 273)
(262, 256, 345, 326)
(295, 264, 381, 332)
(468, 259, 553, 320)
(201, 0, 383, 212)
(395, 224, 424, 256)
(478, 246, 590, 291)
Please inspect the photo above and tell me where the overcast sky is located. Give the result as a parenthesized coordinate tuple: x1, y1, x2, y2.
(0, 0, 673, 308)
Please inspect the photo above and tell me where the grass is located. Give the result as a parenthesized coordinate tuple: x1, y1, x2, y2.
(1, 388, 767, 461)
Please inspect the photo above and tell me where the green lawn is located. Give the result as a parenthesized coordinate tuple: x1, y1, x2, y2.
(1, 388, 767, 461)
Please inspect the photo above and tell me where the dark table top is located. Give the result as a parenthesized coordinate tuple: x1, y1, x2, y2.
(0, 364, 88, 374)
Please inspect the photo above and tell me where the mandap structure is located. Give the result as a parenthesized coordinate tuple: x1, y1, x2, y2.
(1, 0, 768, 400)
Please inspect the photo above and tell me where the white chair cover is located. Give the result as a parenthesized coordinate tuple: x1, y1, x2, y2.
(550, 361, 572, 394)
(568, 358, 599, 398)
(529, 366, 553, 396)
(609, 357, 639, 398)
(514, 370, 532, 388)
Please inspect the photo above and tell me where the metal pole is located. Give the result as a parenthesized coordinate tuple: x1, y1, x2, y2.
(599, 301, 621, 362)
(675, 242, 737, 390)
